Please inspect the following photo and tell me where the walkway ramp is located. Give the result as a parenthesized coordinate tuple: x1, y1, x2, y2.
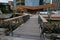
(13, 15, 40, 40)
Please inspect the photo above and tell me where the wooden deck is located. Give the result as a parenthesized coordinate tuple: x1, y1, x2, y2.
(12, 15, 40, 40)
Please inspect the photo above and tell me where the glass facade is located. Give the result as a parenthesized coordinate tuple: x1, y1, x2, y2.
(16, 0, 44, 6)
(25, 0, 39, 6)
(43, 0, 60, 11)
(39, 0, 43, 5)
(43, 0, 52, 4)
(52, 0, 60, 10)
(13, 0, 16, 7)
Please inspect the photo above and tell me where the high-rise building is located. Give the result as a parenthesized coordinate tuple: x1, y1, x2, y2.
(16, 0, 43, 6)
(43, 0, 60, 11)
(16, 0, 25, 6)
(52, 0, 60, 10)
(25, 0, 39, 6)
(43, 0, 52, 4)
(39, 0, 43, 5)
(13, 0, 16, 7)
(8, 1, 13, 6)
(16, 0, 44, 11)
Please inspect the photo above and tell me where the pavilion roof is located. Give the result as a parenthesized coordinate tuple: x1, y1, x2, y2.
(17, 3, 58, 10)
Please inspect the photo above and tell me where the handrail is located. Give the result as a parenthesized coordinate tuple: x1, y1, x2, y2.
(39, 14, 48, 23)
(0, 15, 30, 36)
(4, 16, 23, 35)
(4, 16, 23, 22)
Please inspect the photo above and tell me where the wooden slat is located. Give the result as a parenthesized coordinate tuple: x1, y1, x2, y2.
(4, 16, 22, 22)
(18, 3, 58, 10)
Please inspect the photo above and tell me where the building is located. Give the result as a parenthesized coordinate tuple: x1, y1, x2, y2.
(16, 0, 43, 6)
(8, 1, 14, 10)
(43, 0, 60, 11)
(13, 0, 16, 7)
(39, 0, 43, 5)
(16, 0, 25, 6)
(0, 3, 12, 13)
(52, 0, 60, 10)
(16, 0, 44, 12)
(8, 1, 13, 6)
(43, 0, 52, 4)
(25, 0, 39, 6)
(16, 0, 44, 11)
(16, 0, 60, 11)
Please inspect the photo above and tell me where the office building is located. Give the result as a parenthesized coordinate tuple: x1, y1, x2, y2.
(39, 0, 43, 5)
(13, 0, 16, 7)
(16, 0, 25, 6)
(16, 0, 43, 6)
(43, 0, 60, 11)
(25, 0, 39, 6)
(52, 0, 60, 10)
(43, 0, 52, 4)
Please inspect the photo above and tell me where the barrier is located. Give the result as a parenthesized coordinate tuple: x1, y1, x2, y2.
(0, 16, 23, 35)
(38, 14, 60, 40)
(0, 14, 30, 35)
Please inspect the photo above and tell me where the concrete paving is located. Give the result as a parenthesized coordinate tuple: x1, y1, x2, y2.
(13, 15, 41, 40)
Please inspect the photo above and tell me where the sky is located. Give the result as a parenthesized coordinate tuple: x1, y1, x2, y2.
(0, 0, 13, 3)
